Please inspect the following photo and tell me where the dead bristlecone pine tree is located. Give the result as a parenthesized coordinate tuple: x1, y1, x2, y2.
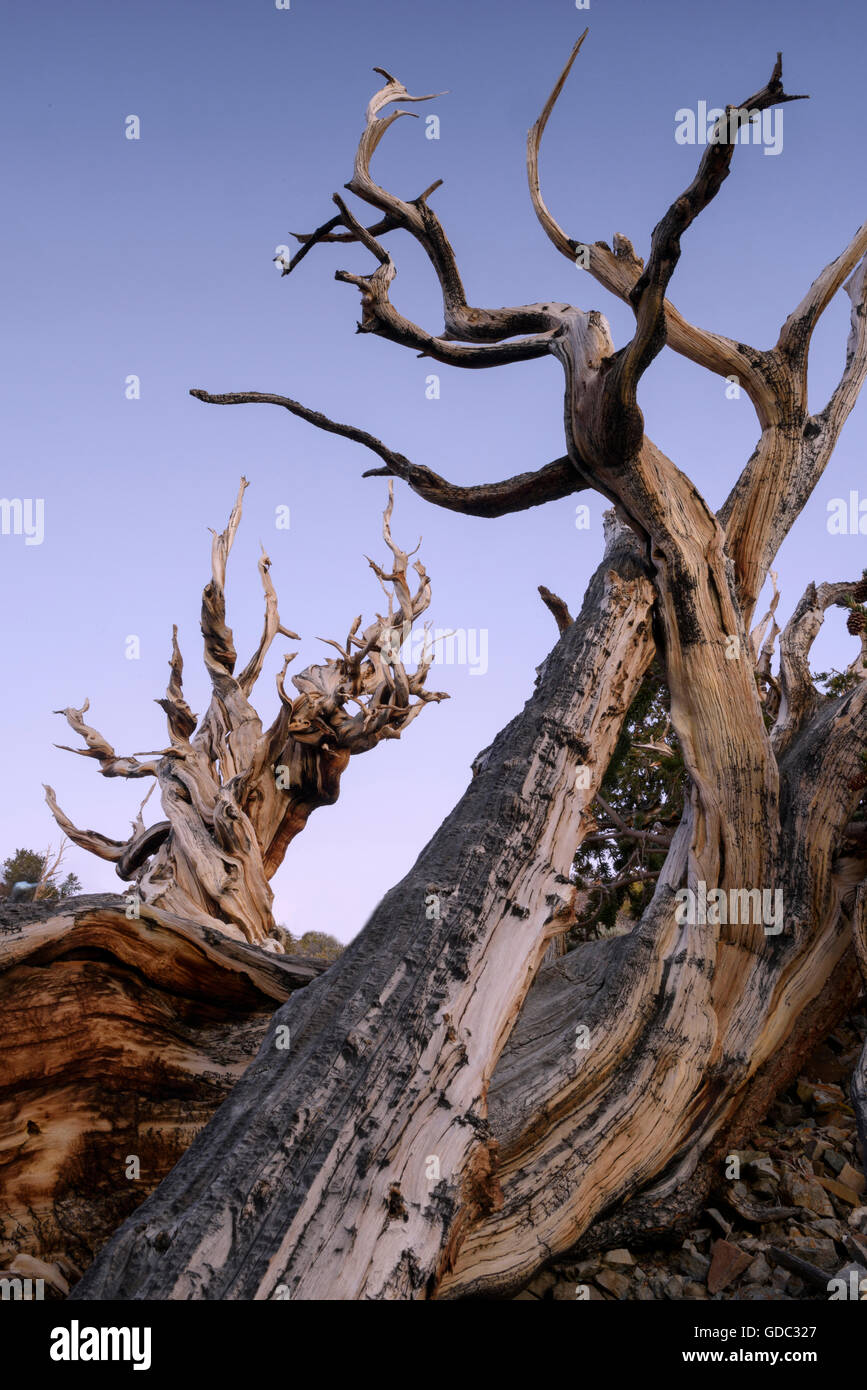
(46, 477, 446, 951)
(71, 37, 867, 1301)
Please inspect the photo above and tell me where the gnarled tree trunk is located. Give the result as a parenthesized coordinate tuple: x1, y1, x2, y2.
(68, 41, 867, 1299)
(0, 894, 325, 1292)
(45, 482, 445, 950)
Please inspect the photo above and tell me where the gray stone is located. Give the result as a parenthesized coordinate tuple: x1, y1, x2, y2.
(680, 1247, 711, 1281)
(595, 1268, 632, 1299)
(832, 1260, 867, 1288)
(848, 1207, 867, 1234)
(809, 1217, 843, 1240)
(762, 1222, 790, 1240)
(784, 1173, 835, 1217)
(746, 1254, 771, 1283)
(603, 1248, 635, 1267)
(788, 1235, 839, 1270)
(752, 1178, 779, 1199)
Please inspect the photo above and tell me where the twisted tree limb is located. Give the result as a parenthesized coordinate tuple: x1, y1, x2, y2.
(47, 482, 445, 947)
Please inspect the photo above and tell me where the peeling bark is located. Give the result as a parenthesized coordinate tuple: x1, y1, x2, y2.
(71, 522, 655, 1300)
(0, 896, 323, 1280)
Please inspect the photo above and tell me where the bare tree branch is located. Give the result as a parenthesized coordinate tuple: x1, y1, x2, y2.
(42, 785, 130, 863)
(778, 221, 867, 354)
(283, 68, 573, 358)
(774, 578, 864, 754)
(527, 30, 590, 258)
(156, 626, 198, 745)
(237, 549, 300, 698)
(613, 54, 807, 412)
(750, 570, 781, 663)
(190, 390, 582, 516)
(279, 177, 444, 276)
(811, 252, 867, 442)
(719, 236, 867, 616)
(52, 700, 161, 778)
(538, 585, 573, 635)
(332, 224, 559, 368)
(527, 34, 786, 419)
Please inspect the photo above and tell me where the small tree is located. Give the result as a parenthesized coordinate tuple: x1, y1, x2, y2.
(273, 926, 344, 963)
(45, 479, 445, 949)
(1, 842, 82, 901)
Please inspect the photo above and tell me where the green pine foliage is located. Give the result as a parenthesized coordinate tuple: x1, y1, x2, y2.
(0, 847, 82, 900)
(570, 662, 684, 942)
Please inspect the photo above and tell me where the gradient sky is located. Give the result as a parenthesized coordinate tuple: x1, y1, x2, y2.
(2, 0, 865, 939)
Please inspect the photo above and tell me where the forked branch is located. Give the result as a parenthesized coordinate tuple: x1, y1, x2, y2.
(614, 54, 807, 412)
(288, 67, 572, 356)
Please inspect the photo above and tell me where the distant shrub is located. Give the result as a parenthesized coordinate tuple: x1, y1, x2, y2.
(270, 925, 344, 963)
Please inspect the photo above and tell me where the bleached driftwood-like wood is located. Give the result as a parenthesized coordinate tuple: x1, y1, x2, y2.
(71, 519, 656, 1300)
(46, 481, 445, 948)
(73, 42, 867, 1300)
(443, 665, 867, 1295)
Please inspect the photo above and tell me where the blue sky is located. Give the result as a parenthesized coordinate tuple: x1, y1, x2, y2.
(2, 0, 865, 938)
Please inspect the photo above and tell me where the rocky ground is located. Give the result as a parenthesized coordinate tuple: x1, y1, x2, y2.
(516, 1011, 867, 1301)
